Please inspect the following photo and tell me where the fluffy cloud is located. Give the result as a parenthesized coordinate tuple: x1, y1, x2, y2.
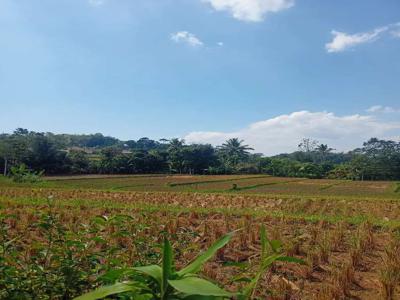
(170, 31, 204, 47)
(326, 23, 400, 53)
(202, 0, 294, 22)
(367, 105, 400, 113)
(184, 111, 400, 155)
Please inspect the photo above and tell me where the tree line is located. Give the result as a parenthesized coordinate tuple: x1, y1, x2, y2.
(1, 128, 399, 180)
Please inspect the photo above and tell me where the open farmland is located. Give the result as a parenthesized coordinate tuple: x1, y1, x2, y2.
(2, 174, 398, 199)
(1, 175, 400, 299)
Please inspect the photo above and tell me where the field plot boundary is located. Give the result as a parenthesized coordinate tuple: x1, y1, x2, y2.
(45, 174, 169, 181)
(230, 178, 304, 191)
(110, 183, 156, 190)
(167, 175, 271, 187)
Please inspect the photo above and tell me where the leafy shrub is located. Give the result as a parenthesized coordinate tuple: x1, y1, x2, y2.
(9, 164, 44, 183)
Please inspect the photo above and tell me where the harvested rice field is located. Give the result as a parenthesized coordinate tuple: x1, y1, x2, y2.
(1, 175, 400, 299)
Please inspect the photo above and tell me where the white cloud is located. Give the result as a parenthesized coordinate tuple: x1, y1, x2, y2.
(325, 26, 388, 53)
(88, 0, 105, 6)
(170, 31, 204, 47)
(217, 41, 224, 46)
(184, 111, 400, 155)
(367, 105, 400, 113)
(326, 22, 400, 53)
(202, 0, 294, 22)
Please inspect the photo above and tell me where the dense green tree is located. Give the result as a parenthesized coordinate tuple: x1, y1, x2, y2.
(182, 144, 217, 174)
(218, 138, 253, 172)
(67, 150, 90, 174)
(135, 137, 160, 151)
(25, 133, 68, 174)
(0, 136, 12, 175)
(167, 139, 185, 173)
(99, 148, 120, 174)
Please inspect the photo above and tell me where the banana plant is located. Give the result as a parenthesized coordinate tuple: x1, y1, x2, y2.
(74, 232, 234, 300)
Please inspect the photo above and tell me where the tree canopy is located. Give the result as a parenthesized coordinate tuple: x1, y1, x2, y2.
(0, 129, 399, 180)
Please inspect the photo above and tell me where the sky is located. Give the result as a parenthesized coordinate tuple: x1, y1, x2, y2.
(0, 0, 399, 155)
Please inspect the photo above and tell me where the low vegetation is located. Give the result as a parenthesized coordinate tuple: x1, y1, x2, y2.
(9, 164, 43, 183)
(1, 174, 400, 299)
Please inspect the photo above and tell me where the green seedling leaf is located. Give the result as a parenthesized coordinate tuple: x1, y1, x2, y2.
(168, 277, 232, 297)
(73, 282, 139, 300)
(134, 265, 162, 286)
(183, 295, 225, 300)
(276, 256, 306, 265)
(98, 268, 131, 283)
(162, 236, 174, 297)
(134, 295, 154, 300)
(222, 261, 249, 269)
(92, 216, 108, 226)
(268, 240, 282, 253)
(231, 275, 252, 283)
(177, 232, 234, 276)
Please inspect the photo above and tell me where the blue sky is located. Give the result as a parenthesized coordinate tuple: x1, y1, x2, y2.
(1, 0, 399, 154)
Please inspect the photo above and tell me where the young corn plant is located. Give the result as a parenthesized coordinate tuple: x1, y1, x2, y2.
(75, 232, 235, 300)
(76, 225, 303, 300)
(236, 225, 305, 299)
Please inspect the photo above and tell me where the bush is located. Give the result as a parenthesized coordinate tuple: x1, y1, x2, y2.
(9, 164, 44, 183)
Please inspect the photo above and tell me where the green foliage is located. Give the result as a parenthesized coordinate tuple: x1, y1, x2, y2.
(394, 183, 400, 193)
(75, 233, 234, 300)
(76, 226, 304, 300)
(1, 129, 399, 180)
(262, 158, 328, 179)
(237, 225, 305, 299)
(67, 150, 90, 174)
(9, 164, 44, 183)
(0, 198, 94, 299)
(217, 138, 254, 172)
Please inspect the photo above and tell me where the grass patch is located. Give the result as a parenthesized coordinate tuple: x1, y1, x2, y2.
(110, 183, 155, 190)
(394, 182, 400, 193)
(319, 180, 346, 190)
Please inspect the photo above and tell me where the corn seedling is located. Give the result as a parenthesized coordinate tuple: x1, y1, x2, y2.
(237, 225, 305, 300)
(75, 232, 234, 300)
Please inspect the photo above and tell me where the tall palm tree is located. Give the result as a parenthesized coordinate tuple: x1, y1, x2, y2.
(218, 138, 254, 167)
(317, 143, 334, 161)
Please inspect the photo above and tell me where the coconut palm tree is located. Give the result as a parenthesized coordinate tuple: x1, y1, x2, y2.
(218, 138, 254, 169)
(317, 143, 334, 162)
